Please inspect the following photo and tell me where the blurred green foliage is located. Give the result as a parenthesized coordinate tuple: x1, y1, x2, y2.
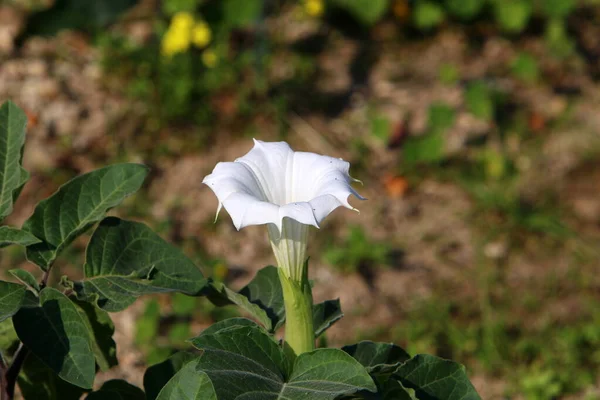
(323, 226, 390, 273)
(402, 103, 455, 166)
(14, 0, 579, 130)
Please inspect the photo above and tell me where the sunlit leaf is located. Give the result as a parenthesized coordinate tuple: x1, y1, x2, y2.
(8, 269, 40, 293)
(187, 323, 376, 399)
(144, 352, 199, 400)
(0, 101, 28, 221)
(156, 361, 216, 400)
(0, 281, 36, 322)
(23, 164, 148, 270)
(0, 227, 40, 249)
(72, 217, 207, 312)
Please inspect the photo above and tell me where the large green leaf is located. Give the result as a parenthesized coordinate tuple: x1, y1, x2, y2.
(394, 354, 481, 400)
(156, 361, 216, 400)
(86, 380, 145, 400)
(343, 341, 410, 374)
(72, 217, 206, 311)
(23, 163, 148, 270)
(332, 0, 390, 25)
(144, 352, 199, 400)
(72, 298, 117, 371)
(0, 280, 36, 322)
(17, 353, 86, 400)
(189, 323, 377, 399)
(12, 287, 95, 389)
(0, 227, 41, 249)
(0, 101, 28, 221)
(190, 323, 290, 378)
(206, 265, 343, 336)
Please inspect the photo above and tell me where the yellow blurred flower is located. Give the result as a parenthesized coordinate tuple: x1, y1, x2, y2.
(201, 48, 218, 68)
(192, 21, 212, 48)
(161, 12, 196, 57)
(171, 12, 194, 30)
(304, 0, 324, 17)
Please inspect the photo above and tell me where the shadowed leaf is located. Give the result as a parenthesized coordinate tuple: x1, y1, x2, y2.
(13, 287, 95, 389)
(394, 354, 481, 400)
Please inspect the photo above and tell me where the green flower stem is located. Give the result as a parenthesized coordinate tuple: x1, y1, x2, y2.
(278, 265, 314, 357)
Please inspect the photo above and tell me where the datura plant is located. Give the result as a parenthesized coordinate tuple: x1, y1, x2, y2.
(0, 101, 481, 400)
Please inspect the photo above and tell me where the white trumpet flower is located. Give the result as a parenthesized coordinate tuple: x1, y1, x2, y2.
(203, 139, 364, 282)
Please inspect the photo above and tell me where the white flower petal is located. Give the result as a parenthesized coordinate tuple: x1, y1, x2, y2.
(203, 140, 364, 234)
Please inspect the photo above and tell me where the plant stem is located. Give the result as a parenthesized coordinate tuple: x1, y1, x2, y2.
(3, 268, 49, 399)
(0, 351, 8, 400)
(5, 343, 27, 400)
(278, 265, 314, 357)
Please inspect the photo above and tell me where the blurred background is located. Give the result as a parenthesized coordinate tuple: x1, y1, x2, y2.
(1, 0, 600, 398)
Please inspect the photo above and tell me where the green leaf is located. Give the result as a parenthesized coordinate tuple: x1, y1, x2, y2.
(0, 101, 28, 221)
(199, 317, 261, 336)
(313, 298, 343, 337)
(191, 324, 290, 377)
(0, 226, 41, 249)
(413, 1, 445, 30)
(394, 354, 481, 400)
(190, 324, 376, 399)
(72, 217, 206, 312)
(8, 269, 40, 292)
(343, 341, 411, 374)
(86, 380, 145, 400)
(332, 0, 390, 25)
(72, 298, 117, 371)
(494, 0, 532, 34)
(144, 352, 199, 400)
(156, 361, 216, 400)
(13, 287, 95, 389)
(23, 163, 148, 270)
(18, 352, 86, 400)
(0, 280, 36, 322)
(465, 81, 494, 121)
(204, 265, 283, 332)
(206, 266, 343, 336)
